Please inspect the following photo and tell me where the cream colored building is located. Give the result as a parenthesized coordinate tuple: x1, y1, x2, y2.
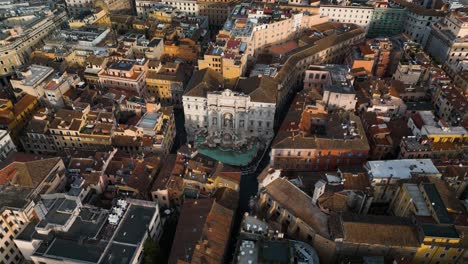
(426, 10, 468, 74)
(135, 0, 165, 19)
(163, 0, 199, 15)
(319, 5, 374, 31)
(43, 72, 80, 108)
(9, 65, 54, 99)
(0, 10, 67, 79)
(220, 4, 327, 57)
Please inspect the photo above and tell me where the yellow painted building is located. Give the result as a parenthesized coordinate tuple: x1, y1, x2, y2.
(390, 182, 466, 264)
(0, 95, 39, 144)
(163, 38, 199, 62)
(148, 8, 175, 23)
(408, 111, 468, 144)
(413, 225, 464, 264)
(146, 61, 185, 106)
(198, 40, 247, 88)
(210, 172, 240, 192)
(182, 165, 241, 195)
(68, 9, 111, 29)
(48, 108, 115, 151)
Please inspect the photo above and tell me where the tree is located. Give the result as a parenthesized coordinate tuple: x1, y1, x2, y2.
(143, 238, 166, 264)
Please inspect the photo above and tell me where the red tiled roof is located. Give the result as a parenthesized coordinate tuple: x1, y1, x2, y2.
(268, 40, 298, 56)
(218, 171, 241, 184)
(168, 199, 215, 264)
(411, 113, 425, 129)
(226, 39, 240, 49)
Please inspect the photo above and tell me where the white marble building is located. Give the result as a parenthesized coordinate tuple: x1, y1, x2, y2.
(183, 69, 277, 148)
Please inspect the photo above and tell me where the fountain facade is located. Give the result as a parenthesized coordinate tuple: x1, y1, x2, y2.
(184, 89, 275, 166)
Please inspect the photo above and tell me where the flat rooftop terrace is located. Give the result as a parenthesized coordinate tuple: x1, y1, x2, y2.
(113, 204, 156, 244)
(0, 185, 32, 211)
(18, 65, 54, 86)
(366, 159, 440, 179)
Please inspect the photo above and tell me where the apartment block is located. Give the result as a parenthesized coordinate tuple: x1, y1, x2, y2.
(319, 4, 374, 31)
(0, 156, 66, 264)
(9, 65, 54, 99)
(0, 95, 39, 145)
(262, 22, 366, 116)
(15, 196, 161, 263)
(367, 1, 406, 38)
(304, 64, 357, 111)
(329, 213, 420, 259)
(407, 110, 468, 143)
(146, 61, 185, 106)
(355, 80, 408, 118)
(43, 72, 81, 108)
(113, 104, 176, 155)
(162, 0, 199, 15)
(270, 92, 369, 171)
(432, 85, 467, 126)
(393, 0, 444, 46)
(135, 0, 165, 19)
(68, 8, 111, 29)
(198, 39, 247, 88)
(197, 0, 237, 28)
(346, 43, 375, 76)
(0, 10, 67, 80)
(219, 4, 314, 57)
(151, 149, 241, 207)
(389, 181, 465, 263)
(54, 26, 111, 66)
(43, 107, 117, 152)
(364, 159, 441, 202)
(66, 0, 132, 18)
(98, 59, 148, 96)
(256, 170, 334, 262)
(426, 10, 468, 74)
